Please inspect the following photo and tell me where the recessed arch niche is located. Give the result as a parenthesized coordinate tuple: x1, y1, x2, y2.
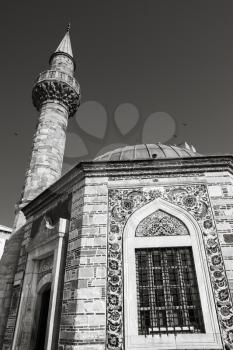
(123, 197, 221, 349)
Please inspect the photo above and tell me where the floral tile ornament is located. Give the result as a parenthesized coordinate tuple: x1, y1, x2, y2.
(107, 184, 233, 350)
(135, 209, 189, 237)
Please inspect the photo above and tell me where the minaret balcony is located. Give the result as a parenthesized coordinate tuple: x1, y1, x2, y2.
(35, 70, 80, 95)
(32, 68, 81, 117)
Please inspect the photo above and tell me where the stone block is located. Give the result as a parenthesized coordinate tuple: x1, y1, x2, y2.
(61, 315, 75, 326)
(87, 314, 106, 327)
(84, 186, 107, 196)
(90, 279, 106, 288)
(64, 345, 105, 350)
(63, 290, 71, 300)
(223, 234, 233, 244)
(89, 256, 106, 264)
(82, 214, 107, 226)
(78, 257, 88, 265)
(60, 330, 76, 340)
(226, 270, 233, 279)
(85, 177, 108, 185)
(224, 259, 233, 270)
(65, 269, 78, 282)
(72, 329, 105, 341)
(84, 195, 107, 204)
(76, 287, 103, 299)
(80, 227, 100, 236)
(77, 237, 106, 247)
(96, 267, 106, 278)
(70, 218, 82, 231)
(75, 299, 105, 313)
(99, 227, 107, 235)
(68, 239, 81, 251)
(77, 279, 88, 288)
(222, 246, 233, 257)
(208, 185, 222, 197)
(74, 314, 88, 326)
(68, 230, 80, 241)
(83, 203, 107, 213)
(94, 237, 106, 247)
(67, 301, 77, 313)
(78, 267, 94, 278)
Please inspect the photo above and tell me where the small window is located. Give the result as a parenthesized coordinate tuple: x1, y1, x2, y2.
(136, 247, 205, 335)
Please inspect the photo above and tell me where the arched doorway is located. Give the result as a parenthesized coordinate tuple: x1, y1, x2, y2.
(34, 282, 51, 350)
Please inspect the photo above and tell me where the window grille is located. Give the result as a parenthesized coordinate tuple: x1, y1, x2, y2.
(136, 247, 205, 335)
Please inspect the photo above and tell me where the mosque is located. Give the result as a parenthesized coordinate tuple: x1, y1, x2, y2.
(0, 28, 233, 350)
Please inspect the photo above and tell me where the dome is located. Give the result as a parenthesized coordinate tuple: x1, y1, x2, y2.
(94, 143, 200, 161)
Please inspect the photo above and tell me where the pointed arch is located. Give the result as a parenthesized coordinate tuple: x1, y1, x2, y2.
(37, 273, 52, 294)
(135, 209, 189, 237)
(124, 197, 202, 241)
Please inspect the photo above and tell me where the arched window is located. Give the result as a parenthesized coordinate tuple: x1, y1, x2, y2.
(135, 210, 204, 335)
(123, 198, 221, 349)
(136, 246, 204, 335)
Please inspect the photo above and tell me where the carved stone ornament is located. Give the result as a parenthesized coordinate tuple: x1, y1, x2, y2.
(136, 209, 189, 236)
(38, 254, 54, 283)
(32, 80, 80, 117)
(107, 185, 233, 350)
(30, 215, 56, 241)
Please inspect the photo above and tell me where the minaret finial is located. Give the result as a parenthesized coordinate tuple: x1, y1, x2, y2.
(67, 23, 71, 32)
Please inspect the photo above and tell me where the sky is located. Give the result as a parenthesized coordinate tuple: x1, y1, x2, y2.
(1, 0, 233, 227)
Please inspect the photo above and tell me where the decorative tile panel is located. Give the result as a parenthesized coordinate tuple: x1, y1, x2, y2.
(136, 209, 189, 237)
(107, 184, 233, 350)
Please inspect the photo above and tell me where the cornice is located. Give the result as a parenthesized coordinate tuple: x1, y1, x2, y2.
(32, 78, 80, 117)
(22, 155, 233, 218)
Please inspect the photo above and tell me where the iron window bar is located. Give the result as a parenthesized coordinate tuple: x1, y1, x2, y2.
(136, 247, 205, 336)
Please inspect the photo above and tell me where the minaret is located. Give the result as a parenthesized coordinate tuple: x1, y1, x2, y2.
(14, 26, 81, 229)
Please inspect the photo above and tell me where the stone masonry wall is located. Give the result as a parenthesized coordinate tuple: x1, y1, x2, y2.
(57, 170, 233, 350)
(59, 177, 108, 350)
(1, 192, 70, 350)
(206, 172, 233, 299)
(22, 101, 69, 203)
(1, 219, 32, 350)
(0, 226, 25, 350)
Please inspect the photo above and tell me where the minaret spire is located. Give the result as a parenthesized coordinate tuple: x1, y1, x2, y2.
(55, 29, 73, 57)
(13, 27, 81, 229)
(49, 24, 76, 72)
(54, 23, 72, 56)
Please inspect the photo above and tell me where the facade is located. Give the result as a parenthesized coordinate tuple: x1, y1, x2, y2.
(0, 29, 233, 350)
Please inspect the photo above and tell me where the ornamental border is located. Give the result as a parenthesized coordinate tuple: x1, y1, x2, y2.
(107, 184, 233, 350)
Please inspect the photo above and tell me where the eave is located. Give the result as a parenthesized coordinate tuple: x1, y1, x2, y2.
(22, 155, 233, 218)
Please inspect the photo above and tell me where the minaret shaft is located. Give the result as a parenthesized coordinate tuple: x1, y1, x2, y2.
(22, 102, 68, 203)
